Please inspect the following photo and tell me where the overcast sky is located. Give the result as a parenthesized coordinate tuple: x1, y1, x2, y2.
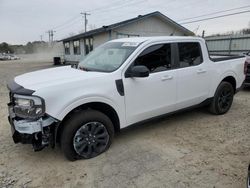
(0, 0, 250, 44)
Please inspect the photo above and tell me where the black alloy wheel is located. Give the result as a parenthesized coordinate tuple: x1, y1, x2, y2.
(209, 81, 234, 115)
(61, 109, 114, 161)
(73, 122, 109, 158)
(217, 85, 234, 112)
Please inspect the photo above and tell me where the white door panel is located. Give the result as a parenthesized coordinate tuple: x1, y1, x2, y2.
(124, 70, 177, 125)
(176, 64, 210, 109)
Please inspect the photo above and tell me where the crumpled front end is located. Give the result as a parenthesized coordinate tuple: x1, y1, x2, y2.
(7, 80, 59, 151)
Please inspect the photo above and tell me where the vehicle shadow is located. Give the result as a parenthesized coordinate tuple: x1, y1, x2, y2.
(242, 86, 250, 91)
(116, 106, 209, 138)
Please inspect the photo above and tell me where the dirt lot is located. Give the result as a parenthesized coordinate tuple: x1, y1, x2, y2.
(0, 59, 250, 188)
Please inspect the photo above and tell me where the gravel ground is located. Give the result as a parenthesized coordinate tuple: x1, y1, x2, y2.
(0, 59, 250, 188)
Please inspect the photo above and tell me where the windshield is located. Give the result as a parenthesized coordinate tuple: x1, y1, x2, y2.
(78, 42, 139, 72)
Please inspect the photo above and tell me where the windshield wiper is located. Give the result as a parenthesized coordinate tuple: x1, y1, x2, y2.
(79, 67, 93, 72)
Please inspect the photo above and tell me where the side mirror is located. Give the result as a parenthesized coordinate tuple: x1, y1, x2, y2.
(71, 63, 77, 69)
(126, 65, 149, 78)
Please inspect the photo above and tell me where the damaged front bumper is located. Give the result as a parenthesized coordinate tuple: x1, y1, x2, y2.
(12, 117, 55, 134)
(8, 106, 59, 151)
(7, 81, 60, 152)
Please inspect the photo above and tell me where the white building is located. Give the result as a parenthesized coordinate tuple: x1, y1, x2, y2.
(61, 11, 193, 63)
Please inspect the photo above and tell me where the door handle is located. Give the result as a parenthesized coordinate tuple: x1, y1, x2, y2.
(161, 75, 173, 81)
(196, 69, 207, 74)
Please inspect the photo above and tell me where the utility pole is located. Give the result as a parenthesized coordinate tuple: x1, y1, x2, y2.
(202, 30, 205, 38)
(46, 30, 56, 42)
(40, 35, 43, 41)
(81, 12, 91, 32)
(46, 30, 51, 42)
(51, 30, 55, 41)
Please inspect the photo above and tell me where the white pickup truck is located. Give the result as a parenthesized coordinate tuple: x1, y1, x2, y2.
(7, 36, 247, 161)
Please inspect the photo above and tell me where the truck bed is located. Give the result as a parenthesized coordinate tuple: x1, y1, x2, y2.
(210, 54, 245, 62)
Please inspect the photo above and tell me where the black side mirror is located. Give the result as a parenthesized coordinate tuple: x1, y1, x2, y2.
(71, 63, 77, 69)
(126, 65, 149, 78)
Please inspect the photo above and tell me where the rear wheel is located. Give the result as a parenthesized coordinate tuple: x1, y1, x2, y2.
(61, 109, 114, 161)
(209, 81, 234, 115)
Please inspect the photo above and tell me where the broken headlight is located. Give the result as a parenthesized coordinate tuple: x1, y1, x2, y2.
(13, 94, 45, 119)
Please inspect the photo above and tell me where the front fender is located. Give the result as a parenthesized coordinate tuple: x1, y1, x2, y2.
(48, 95, 126, 129)
(55, 96, 120, 120)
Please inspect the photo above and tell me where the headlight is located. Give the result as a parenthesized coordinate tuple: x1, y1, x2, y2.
(13, 94, 45, 119)
(15, 98, 34, 107)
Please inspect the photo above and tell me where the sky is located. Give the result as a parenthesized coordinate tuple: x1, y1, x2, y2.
(0, 0, 250, 44)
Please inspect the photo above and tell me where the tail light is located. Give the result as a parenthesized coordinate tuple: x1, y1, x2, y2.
(244, 61, 248, 75)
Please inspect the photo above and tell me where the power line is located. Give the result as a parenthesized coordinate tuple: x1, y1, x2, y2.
(91, 0, 146, 15)
(49, 0, 141, 31)
(49, 0, 146, 38)
(178, 4, 250, 22)
(55, 17, 82, 32)
(180, 10, 250, 24)
(87, 0, 131, 12)
(51, 14, 80, 30)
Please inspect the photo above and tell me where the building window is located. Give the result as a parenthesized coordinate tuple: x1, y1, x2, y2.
(73, 40, 80, 55)
(64, 42, 70, 54)
(84, 38, 93, 55)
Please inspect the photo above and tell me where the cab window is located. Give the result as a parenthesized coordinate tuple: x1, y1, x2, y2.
(177, 42, 203, 68)
(133, 44, 172, 73)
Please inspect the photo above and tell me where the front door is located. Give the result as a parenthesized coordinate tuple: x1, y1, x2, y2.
(123, 43, 177, 125)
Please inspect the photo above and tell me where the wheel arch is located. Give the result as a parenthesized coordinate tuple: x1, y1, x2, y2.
(221, 76, 236, 93)
(56, 101, 121, 143)
(211, 73, 237, 97)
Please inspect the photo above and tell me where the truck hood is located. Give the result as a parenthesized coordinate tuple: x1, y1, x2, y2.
(14, 66, 108, 91)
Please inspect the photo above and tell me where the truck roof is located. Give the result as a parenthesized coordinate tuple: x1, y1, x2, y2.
(111, 36, 204, 43)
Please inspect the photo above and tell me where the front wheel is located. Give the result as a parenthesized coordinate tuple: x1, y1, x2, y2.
(209, 81, 234, 115)
(61, 110, 114, 161)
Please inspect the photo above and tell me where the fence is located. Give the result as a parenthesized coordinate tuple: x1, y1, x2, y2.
(205, 34, 250, 55)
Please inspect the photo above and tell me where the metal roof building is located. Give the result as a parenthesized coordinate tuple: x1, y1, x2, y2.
(61, 11, 194, 63)
(206, 34, 250, 55)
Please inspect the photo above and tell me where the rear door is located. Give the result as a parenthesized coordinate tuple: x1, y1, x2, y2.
(175, 42, 211, 109)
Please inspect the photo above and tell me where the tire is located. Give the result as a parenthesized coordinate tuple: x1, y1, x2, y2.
(209, 81, 234, 115)
(61, 109, 114, 161)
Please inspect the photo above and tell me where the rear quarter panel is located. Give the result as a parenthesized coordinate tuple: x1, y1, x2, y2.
(208, 57, 246, 97)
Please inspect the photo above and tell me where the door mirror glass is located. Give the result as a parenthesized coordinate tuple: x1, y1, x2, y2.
(129, 65, 149, 78)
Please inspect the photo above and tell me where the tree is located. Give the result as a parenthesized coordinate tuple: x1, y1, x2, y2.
(0, 42, 13, 53)
(25, 42, 34, 54)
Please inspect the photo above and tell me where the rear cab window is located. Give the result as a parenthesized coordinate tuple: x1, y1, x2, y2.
(177, 42, 203, 68)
